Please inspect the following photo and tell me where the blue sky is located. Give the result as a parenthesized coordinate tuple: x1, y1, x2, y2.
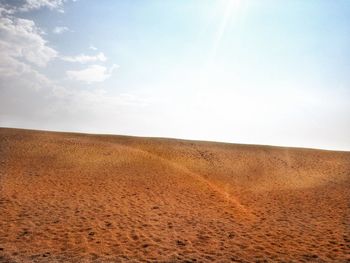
(0, 0, 350, 150)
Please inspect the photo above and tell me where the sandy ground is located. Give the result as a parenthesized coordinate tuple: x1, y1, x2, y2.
(0, 128, 349, 262)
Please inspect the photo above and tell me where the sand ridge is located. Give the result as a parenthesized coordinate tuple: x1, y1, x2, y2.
(0, 128, 349, 262)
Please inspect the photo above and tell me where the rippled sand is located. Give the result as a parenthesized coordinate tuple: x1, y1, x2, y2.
(0, 128, 349, 262)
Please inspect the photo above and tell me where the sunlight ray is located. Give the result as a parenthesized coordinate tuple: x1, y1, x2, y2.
(210, 0, 241, 61)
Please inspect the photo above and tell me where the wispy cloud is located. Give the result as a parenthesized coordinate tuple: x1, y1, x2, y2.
(19, 0, 66, 13)
(0, 0, 77, 14)
(0, 13, 57, 68)
(53, 26, 69, 34)
(61, 52, 107, 63)
(66, 64, 119, 83)
(0, 0, 133, 130)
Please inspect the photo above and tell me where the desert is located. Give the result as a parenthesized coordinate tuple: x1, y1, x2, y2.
(0, 127, 349, 262)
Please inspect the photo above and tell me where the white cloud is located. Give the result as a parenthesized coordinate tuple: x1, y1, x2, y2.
(0, 6, 15, 15)
(19, 0, 66, 12)
(89, 45, 98, 51)
(0, 1, 58, 96)
(0, 15, 57, 67)
(0, 0, 148, 138)
(61, 52, 107, 63)
(66, 64, 119, 83)
(0, 55, 30, 77)
(1, 0, 76, 14)
(53, 26, 69, 34)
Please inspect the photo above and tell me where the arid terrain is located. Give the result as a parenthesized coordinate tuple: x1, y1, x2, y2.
(0, 128, 349, 262)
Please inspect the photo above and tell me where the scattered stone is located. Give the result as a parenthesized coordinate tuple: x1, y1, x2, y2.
(228, 232, 235, 239)
(176, 240, 186, 247)
(19, 229, 30, 237)
(302, 254, 318, 260)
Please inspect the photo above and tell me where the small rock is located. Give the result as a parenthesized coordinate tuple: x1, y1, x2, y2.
(176, 240, 186, 246)
(228, 233, 235, 239)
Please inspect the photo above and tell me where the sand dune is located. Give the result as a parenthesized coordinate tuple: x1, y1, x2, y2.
(0, 128, 349, 262)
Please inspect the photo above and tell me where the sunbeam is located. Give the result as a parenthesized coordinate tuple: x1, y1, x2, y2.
(210, 0, 241, 60)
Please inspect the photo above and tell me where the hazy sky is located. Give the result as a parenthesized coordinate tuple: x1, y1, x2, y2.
(0, 0, 349, 150)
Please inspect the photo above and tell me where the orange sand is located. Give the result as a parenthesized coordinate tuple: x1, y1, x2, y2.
(0, 128, 349, 262)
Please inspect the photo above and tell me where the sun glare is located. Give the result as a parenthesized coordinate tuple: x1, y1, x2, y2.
(211, 0, 241, 59)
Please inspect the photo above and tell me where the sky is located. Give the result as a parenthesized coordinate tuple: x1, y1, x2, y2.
(0, 0, 349, 151)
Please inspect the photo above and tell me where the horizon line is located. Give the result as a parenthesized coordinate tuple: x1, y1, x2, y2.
(1, 126, 349, 153)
